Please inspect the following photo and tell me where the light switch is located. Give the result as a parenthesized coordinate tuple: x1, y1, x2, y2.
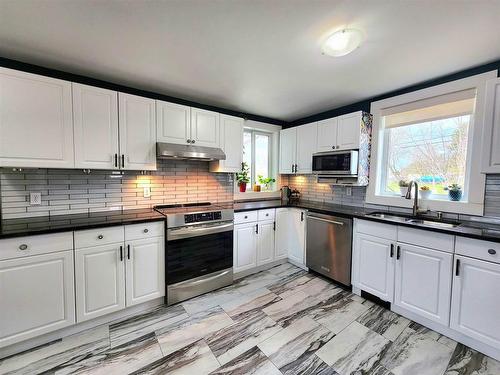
(346, 187, 352, 196)
(143, 187, 151, 198)
(30, 192, 42, 205)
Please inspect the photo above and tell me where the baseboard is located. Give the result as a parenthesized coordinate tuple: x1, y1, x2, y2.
(234, 258, 287, 279)
(286, 258, 308, 271)
(0, 298, 164, 359)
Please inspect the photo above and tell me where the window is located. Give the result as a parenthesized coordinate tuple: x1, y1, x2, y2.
(243, 129, 272, 188)
(366, 71, 496, 215)
(380, 90, 475, 199)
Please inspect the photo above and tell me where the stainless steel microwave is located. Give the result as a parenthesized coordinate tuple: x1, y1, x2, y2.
(312, 150, 359, 176)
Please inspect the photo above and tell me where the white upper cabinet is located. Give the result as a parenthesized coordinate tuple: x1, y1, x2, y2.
(0, 68, 74, 168)
(118, 93, 157, 170)
(156, 101, 191, 145)
(296, 123, 318, 173)
(337, 112, 362, 150)
(190, 108, 220, 147)
(481, 77, 500, 173)
(279, 128, 297, 174)
(316, 117, 338, 152)
(209, 114, 244, 173)
(73, 84, 119, 169)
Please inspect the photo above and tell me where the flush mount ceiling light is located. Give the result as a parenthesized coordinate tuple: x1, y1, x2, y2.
(322, 29, 363, 57)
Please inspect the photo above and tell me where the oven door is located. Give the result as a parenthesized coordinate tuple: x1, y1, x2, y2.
(312, 150, 359, 176)
(167, 221, 233, 285)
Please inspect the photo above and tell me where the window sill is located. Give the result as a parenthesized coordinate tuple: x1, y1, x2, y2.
(233, 191, 281, 201)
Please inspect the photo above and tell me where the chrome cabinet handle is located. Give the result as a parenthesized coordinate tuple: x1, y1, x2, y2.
(332, 146, 336, 149)
(97, 235, 104, 240)
(19, 244, 28, 251)
(187, 139, 191, 143)
(390, 244, 394, 258)
(307, 215, 344, 226)
(397, 246, 401, 260)
(114, 153, 118, 168)
(455, 258, 460, 276)
(121, 154, 125, 168)
(192, 140, 195, 144)
(120, 245, 123, 261)
(143, 228, 149, 233)
(244, 215, 248, 219)
(488, 249, 497, 255)
(127, 244, 131, 259)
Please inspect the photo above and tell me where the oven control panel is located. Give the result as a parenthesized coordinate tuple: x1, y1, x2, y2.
(184, 211, 222, 224)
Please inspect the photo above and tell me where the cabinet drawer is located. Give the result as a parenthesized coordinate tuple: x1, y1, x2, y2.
(398, 226, 454, 253)
(74, 226, 124, 248)
(234, 211, 258, 224)
(356, 219, 397, 241)
(125, 221, 164, 241)
(0, 232, 73, 261)
(456, 237, 500, 264)
(258, 209, 275, 222)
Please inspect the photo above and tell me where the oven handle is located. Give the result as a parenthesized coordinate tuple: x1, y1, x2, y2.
(168, 222, 233, 241)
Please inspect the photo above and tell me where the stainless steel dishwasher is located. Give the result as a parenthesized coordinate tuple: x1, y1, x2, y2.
(306, 212, 353, 286)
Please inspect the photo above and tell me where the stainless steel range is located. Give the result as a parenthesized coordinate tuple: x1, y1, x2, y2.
(154, 202, 234, 305)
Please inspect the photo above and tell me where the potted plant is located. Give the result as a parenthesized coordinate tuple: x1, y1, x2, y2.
(398, 180, 409, 197)
(258, 175, 276, 191)
(419, 185, 432, 200)
(236, 162, 250, 193)
(445, 184, 462, 201)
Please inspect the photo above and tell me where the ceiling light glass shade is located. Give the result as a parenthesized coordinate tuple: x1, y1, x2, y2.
(322, 29, 363, 57)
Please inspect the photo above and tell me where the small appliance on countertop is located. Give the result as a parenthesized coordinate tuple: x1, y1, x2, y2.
(154, 202, 234, 305)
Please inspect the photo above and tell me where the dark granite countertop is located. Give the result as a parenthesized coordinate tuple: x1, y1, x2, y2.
(234, 199, 500, 244)
(0, 209, 166, 239)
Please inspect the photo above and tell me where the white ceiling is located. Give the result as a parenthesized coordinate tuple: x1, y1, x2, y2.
(1, 0, 500, 122)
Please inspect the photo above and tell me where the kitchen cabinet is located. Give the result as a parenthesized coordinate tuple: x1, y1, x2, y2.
(450, 255, 500, 349)
(234, 222, 258, 273)
(190, 108, 220, 148)
(73, 83, 119, 169)
(0, 233, 75, 348)
(209, 114, 244, 173)
(274, 208, 290, 260)
(315, 111, 363, 152)
(257, 220, 275, 266)
(274, 208, 306, 267)
(481, 77, 500, 173)
(118, 93, 157, 170)
(316, 117, 338, 152)
(0, 67, 74, 168)
(279, 123, 318, 174)
(75, 222, 165, 322)
(394, 243, 453, 325)
(156, 101, 191, 145)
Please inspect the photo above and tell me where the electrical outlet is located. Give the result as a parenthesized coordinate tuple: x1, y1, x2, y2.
(346, 187, 352, 196)
(143, 187, 151, 198)
(30, 192, 42, 205)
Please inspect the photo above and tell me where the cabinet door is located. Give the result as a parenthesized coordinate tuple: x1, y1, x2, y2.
(257, 220, 275, 266)
(274, 208, 289, 260)
(156, 101, 191, 145)
(234, 223, 257, 273)
(190, 108, 220, 148)
(296, 123, 318, 174)
(394, 244, 452, 325)
(279, 128, 297, 174)
(73, 84, 119, 169)
(118, 93, 157, 170)
(355, 233, 394, 302)
(75, 244, 126, 322)
(337, 112, 361, 150)
(450, 256, 500, 349)
(0, 250, 75, 348)
(210, 115, 244, 172)
(481, 77, 500, 173)
(288, 209, 306, 266)
(316, 117, 338, 152)
(125, 237, 165, 307)
(0, 68, 74, 168)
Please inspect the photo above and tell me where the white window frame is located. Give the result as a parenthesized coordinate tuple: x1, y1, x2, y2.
(244, 129, 273, 187)
(366, 71, 497, 216)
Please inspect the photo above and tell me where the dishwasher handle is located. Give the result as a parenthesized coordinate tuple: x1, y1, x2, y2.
(307, 215, 344, 226)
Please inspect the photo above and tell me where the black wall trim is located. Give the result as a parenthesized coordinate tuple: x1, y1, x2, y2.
(287, 59, 500, 128)
(0, 57, 285, 127)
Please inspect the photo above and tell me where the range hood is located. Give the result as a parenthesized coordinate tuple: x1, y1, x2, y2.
(156, 143, 226, 161)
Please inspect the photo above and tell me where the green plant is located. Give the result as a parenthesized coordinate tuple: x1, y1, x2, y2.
(420, 185, 431, 191)
(258, 175, 276, 190)
(235, 162, 250, 185)
(398, 180, 409, 187)
(446, 184, 461, 191)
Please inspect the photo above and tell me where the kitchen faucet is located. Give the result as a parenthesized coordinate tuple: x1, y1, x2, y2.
(405, 180, 420, 216)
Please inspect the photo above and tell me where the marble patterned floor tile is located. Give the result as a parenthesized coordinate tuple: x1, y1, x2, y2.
(380, 324, 455, 375)
(407, 321, 458, 350)
(258, 316, 334, 371)
(156, 306, 234, 356)
(206, 311, 282, 365)
(53, 332, 163, 375)
(281, 354, 339, 375)
(443, 343, 500, 375)
(109, 304, 189, 348)
(262, 290, 320, 327)
(181, 287, 242, 315)
(267, 262, 307, 278)
(210, 346, 281, 375)
(266, 273, 315, 298)
(356, 304, 410, 341)
(0, 326, 110, 375)
(230, 271, 281, 295)
(316, 297, 370, 334)
(316, 321, 391, 375)
(223, 288, 281, 320)
(130, 339, 220, 375)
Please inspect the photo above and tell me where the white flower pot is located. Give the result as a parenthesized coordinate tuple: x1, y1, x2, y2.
(399, 187, 408, 197)
(420, 190, 432, 200)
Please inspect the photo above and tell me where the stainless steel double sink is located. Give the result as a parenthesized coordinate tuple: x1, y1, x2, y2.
(367, 212, 462, 229)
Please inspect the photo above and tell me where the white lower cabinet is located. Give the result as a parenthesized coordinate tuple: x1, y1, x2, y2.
(394, 243, 452, 325)
(257, 220, 275, 266)
(274, 208, 306, 266)
(234, 222, 258, 273)
(450, 255, 500, 349)
(0, 250, 75, 348)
